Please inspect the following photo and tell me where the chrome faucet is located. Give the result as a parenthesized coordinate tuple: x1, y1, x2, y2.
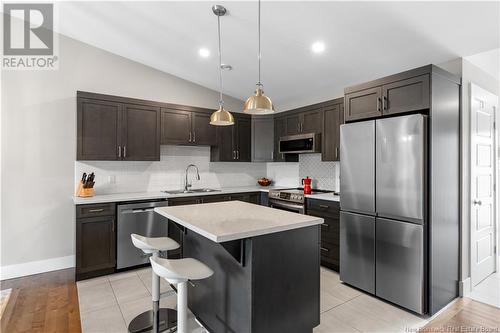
(184, 164, 200, 192)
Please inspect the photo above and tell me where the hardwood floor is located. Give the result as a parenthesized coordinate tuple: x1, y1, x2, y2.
(423, 297, 500, 332)
(0, 268, 81, 333)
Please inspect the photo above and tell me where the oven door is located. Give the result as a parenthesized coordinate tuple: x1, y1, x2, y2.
(268, 199, 305, 214)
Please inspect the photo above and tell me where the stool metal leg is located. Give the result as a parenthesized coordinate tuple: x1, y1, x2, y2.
(128, 252, 177, 333)
(177, 282, 188, 333)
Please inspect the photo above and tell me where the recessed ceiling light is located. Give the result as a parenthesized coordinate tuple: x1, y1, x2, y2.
(198, 48, 210, 58)
(311, 41, 325, 54)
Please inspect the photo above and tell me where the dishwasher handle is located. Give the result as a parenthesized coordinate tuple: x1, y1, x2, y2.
(121, 208, 156, 214)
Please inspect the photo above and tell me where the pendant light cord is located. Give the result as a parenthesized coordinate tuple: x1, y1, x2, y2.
(257, 0, 262, 87)
(217, 14, 224, 107)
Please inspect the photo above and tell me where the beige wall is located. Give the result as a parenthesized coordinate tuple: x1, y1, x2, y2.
(0, 34, 243, 275)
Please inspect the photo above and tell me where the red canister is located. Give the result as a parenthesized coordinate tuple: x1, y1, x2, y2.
(302, 177, 312, 194)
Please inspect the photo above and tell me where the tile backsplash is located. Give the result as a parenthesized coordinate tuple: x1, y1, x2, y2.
(299, 154, 339, 191)
(75, 147, 339, 194)
(75, 145, 267, 194)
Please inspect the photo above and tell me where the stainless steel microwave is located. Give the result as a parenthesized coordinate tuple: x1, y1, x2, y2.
(279, 133, 321, 154)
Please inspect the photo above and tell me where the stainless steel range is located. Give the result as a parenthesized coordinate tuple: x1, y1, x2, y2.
(268, 188, 329, 214)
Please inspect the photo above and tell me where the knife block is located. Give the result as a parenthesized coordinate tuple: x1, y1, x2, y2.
(76, 181, 95, 197)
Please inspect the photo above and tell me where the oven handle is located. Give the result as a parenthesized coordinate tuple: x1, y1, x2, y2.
(269, 200, 304, 213)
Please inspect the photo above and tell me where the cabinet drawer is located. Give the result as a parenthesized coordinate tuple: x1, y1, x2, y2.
(307, 199, 339, 216)
(320, 242, 339, 260)
(77, 203, 116, 218)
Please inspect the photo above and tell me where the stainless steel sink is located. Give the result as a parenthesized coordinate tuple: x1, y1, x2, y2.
(163, 188, 220, 194)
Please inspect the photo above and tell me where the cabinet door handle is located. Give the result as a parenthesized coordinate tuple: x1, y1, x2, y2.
(237, 150, 240, 160)
(320, 247, 329, 252)
(321, 223, 330, 228)
(271, 151, 274, 160)
(335, 147, 339, 159)
(233, 150, 236, 160)
(118, 146, 121, 158)
(377, 97, 381, 112)
(319, 204, 330, 209)
(123, 146, 126, 158)
(88, 208, 104, 213)
(189, 132, 192, 142)
(383, 96, 388, 110)
(193, 132, 196, 142)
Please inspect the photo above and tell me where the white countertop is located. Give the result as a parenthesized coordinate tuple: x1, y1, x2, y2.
(72, 186, 287, 205)
(306, 192, 340, 202)
(154, 201, 324, 243)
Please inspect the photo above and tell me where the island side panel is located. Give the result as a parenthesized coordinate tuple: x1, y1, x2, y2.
(252, 225, 321, 333)
(183, 229, 253, 333)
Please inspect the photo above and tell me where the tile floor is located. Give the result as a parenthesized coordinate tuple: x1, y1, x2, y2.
(469, 272, 500, 308)
(77, 267, 430, 333)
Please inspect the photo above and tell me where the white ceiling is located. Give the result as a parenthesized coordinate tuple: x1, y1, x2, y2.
(465, 48, 500, 80)
(56, 1, 500, 110)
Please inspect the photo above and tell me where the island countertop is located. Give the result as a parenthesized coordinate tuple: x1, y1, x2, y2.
(154, 200, 323, 243)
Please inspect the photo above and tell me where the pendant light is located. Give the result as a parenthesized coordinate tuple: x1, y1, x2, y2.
(243, 0, 275, 114)
(210, 5, 234, 126)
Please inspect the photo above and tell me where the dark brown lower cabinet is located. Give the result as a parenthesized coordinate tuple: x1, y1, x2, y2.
(306, 199, 340, 271)
(76, 203, 116, 281)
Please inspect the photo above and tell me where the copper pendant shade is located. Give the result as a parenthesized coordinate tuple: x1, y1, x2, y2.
(210, 5, 234, 126)
(210, 105, 235, 126)
(243, 0, 275, 114)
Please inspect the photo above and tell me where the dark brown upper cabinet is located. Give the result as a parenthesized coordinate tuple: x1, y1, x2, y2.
(344, 66, 435, 122)
(210, 114, 252, 162)
(191, 112, 217, 146)
(160, 108, 191, 145)
(284, 107, 323, 136)
(322, 98, 344, 162)
(274, 117, 287, 162)
(161, 106, 217, 146)
(344, 86, 382, 122)
(236, 117, 251, 162)
(285, 114, 301, 136)
(122, 104, 160, 161)
(382, 75, 430, 115)
(77, 92, 160, 161)
(77, 98, 122, 161)
(252, 116, 275, 162)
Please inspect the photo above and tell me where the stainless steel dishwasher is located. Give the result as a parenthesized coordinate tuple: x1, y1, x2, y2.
(117, 201, 169, 269)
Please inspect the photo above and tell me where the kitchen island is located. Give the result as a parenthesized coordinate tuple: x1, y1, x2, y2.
(154, 201, 323, 333)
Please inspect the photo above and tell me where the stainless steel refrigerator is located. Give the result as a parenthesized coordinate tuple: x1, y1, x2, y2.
(340, 114, 426, 314)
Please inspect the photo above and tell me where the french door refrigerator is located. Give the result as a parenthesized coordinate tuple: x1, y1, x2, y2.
(339, 114, 426, 314)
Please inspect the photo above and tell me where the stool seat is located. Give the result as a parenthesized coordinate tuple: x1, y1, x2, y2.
(150, 256, 214, 282)
(131, 233, 180, 254)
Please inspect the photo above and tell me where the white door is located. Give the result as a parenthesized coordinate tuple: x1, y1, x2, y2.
(471, 83, 498, 287)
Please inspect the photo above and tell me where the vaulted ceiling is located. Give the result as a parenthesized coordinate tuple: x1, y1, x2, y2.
(57, 1, 499, 110)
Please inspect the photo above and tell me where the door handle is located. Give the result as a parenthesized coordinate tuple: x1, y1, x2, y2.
(473, 199, 482, 206)
(237, 150, 240, 160)
(335, 147, 339, 159)
(320, 247, 329, 252)
(193, 131, 196, 142)
(377, 97, 381, 112)
(88, 208, 104, 213)
(123, 146, 126, 158)
(118, 146, 121, 158)
(189, 132, 192, 142)
(233, 150, 236, 160)
(383, 96, 388, 110)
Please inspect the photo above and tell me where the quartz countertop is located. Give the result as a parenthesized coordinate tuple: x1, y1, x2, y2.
(306, 192, 340, 202)
(72, 186, 288, 205)
(154, 201, 324, 242)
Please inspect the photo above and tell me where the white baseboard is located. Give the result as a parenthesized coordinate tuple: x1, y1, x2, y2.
(0, 255, 75, 280)
(459, 277, 471, 297)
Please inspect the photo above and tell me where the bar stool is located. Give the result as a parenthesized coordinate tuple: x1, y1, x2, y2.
(150, 256, 213, 333)
(130, 234, 180, 333)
